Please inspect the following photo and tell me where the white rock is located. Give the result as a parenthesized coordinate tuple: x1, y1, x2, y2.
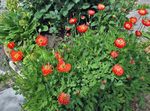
(0, 88, 24, 111)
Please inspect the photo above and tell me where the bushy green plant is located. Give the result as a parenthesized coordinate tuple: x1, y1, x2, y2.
(0, 9, 38, 51)
(6, 0, 19, 12)
(14, 29, 150, 111)
(21, 0, 136, 36)
(0, 0, 136, 50)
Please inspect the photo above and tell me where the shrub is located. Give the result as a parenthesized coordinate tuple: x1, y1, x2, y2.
(0, 0, 136, 50)
(21, 0, 136, 36)
(14, 29, 150, 111)
(0, 9, 39, 51)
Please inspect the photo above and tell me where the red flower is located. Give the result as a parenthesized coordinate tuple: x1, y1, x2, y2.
(57, 62, 71, 73)
(42, 64, 53, 76)
(55, 52, 62, 60)
(110, 51, 119, 58)
(69, 18, 77, 24)
(129, 17, 137, 24)
(112, 64, 124, 76)
(81, 15, 86, 19)
(142, 19, 150, 26)
(76, 24, 88, 33)
(7, 42, 15, 49)
(97, 4, 105, 10)
(114, 38, 126, 48)
(54, 52, 65, 65)
(35, 34, 48, 46)
(66, 33, 71, 37)
(88, 9, 95, 16)
(58, 92, 70, 105)
(65, 27, 71, 31)
(135, 30, 142, 37)
(124, 22, 133, 30)
(138, 9, 148, 16)
(10, 50, 23, 62)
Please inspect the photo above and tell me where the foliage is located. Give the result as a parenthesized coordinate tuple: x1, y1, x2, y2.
(21, 0, 136, 36)
(6, 0, 19, 12)
(14, 29, 150, 111)
(0, 9, 38, 51)
(0, 0, 149, 111)
(143, 27, 150, 40)
(0, 72, 15, 91)
(0, 0, 136, 50)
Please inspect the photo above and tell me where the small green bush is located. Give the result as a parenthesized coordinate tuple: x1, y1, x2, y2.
(14, 29, 150, 111)
(0, 9, 38, 51)
(0, 0, 136, 50)
(22, 0, 136, 35)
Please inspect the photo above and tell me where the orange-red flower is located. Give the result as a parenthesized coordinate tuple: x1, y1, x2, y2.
(41, 64, 53, 76)
(135, 30, 142, 37)
(10, 50, 23, 62)
(110, 51, 119, 58)
(7, 42, 15, 49)
(69, 18, 77, 24)
(88, 9, 95, 16)
(76, 24, 88, 33)
(112, 64, 124, 76)
(58, 92, 70, 105)
(55, 52, 62, 60)
(142, 19, 150, 26)
(57, 62, 71, 73)
(114, 38, 126, 49)
(35, 34, 48, 46)
(54, 52, 64, 63)
(124, 22, 133, 30)
(138, 9, 148, 16)
(97, 4, 105, 10)
(129, 17, 137, 24)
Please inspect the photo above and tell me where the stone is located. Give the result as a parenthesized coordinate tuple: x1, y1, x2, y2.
(0, 88, 24, 111)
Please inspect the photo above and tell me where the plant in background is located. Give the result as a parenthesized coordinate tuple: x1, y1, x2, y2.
(0, 0, 137, 52)
(124, 5, 150, 38)
(6, 0, 19, 12)
(0, 0, 47, 52)
(0, 9, 38, 52)
(20, 0, 136, 37)
(13, 29, 150, 111)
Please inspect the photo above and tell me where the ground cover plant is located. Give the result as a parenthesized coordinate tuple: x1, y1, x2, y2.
(13, 28, 150, 111)
(0, 0, 149, 111)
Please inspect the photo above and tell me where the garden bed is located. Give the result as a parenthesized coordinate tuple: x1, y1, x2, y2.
(0, 0, 150, 111)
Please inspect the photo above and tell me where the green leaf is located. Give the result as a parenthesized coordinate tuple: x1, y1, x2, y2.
(91, 22, 98, 27)
(44, 11, 57, 19)
(110, 0, 116, 4)
(41, 25, 49, 31)
(72, 0, 80, 3)
(60, 1, 75, 16)
(49, 26, 58, 33)
(100, 84, 105, 90)
(81, 3, 90, 9)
